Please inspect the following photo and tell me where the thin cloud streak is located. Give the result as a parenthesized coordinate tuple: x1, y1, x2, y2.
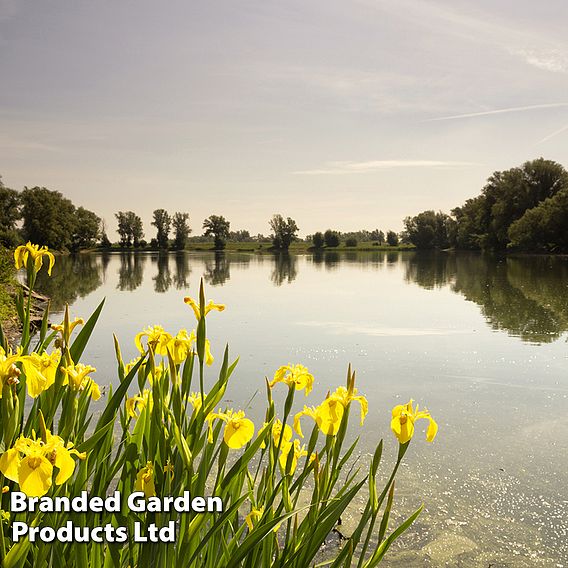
(425, 103, 568, 122)
(537, 123, 568, 145)
(293, 160, 479, 175)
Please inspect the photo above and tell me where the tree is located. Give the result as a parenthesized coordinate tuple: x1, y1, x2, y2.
(172, 212, 191, 250)
(20, 187, 76, 250)
(345, 237, 357, 247)
(312, 232, 324, 248)
(386, 230, 399, 246)
(152, 209, 171, 249)
(269, 214, 299, 250)
(115, 211, 144, 248)
(370, 229, 385, 244)
(324, 230, 340, 248)
(508, 187, 568, 252)
(452, 158, 568, 250)
(403, 210, 455, 249)
(70, 207, 101, 251)
(0, 177, 22, 246)
(203, 215, 230, 250)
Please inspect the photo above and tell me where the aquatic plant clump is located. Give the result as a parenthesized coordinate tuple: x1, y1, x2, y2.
(0, 243, 438, 567)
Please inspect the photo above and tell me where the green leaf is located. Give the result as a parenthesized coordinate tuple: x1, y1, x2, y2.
(70, 298, 105, 362)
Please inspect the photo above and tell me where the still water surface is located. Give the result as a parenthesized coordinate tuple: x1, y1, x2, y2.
(35, 251, 568, 567)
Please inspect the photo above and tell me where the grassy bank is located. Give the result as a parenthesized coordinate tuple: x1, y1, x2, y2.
(0, 246, 16, 322)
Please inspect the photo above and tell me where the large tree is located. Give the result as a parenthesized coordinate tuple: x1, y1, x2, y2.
(70, 207, 101, 251)
(0, 177, 22, 246)
(269, 214, 299, 250)
(115, 211, 144, 248)
(152, 209, 171, 249)
(20, 187, 76, 250)
(452, 158, 568, 250)
(203, 215, 230, 250)
(172, 212, 191, 250)
(403, 210, 455, 249)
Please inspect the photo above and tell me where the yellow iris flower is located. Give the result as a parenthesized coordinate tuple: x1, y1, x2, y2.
(244, 506, 281, 532)
(60, 363, 101, 400)
(21, 350, 61, 398)
(183, 297, 225, 321)
(279, 439, 308, 474)
(329, 386, 368, 426)
(208, 409, 255, 449)
(135, 325, 173, 356)
(167, 329, 196, 365)
(269, 364, 314, 396)
(0, 346, 23, 397)
(391, 399, 438, 445)
(51, 317, 84, 338)
(126, 389, 151, 419)
(14, 242, 55, 276)
(135, 462, 156, 498)
(0, 431, 86, 497)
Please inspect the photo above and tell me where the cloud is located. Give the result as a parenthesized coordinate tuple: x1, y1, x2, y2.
(425, 102, 568, 122)
(511, 48, 568, 74)
(293, 160, 478, 175)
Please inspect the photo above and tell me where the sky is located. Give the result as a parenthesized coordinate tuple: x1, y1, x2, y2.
(1, 0, 567, 237)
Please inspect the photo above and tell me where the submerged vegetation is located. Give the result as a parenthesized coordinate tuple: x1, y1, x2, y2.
(0, 243, 438, 567)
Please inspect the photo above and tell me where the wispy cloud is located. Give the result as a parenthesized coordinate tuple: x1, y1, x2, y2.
(537, 123, 568, 145)
(425, 102, 568, 122)
(293, 160, 478, 175)
(511, 48, 568, 74)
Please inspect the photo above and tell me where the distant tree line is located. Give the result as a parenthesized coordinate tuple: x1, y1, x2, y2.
(308, 228, 399, 249)
(403, 158, 568, 252)
(3, 157, 567, 253)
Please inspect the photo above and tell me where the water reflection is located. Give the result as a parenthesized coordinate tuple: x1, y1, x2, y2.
(34, 253, 103, 311)
(153, 254, 172, 293)
(404, 252, 568, 343)
(204, 252, 231, 286)
(271, 253, 298, 286)
(34, 251, 568, 343)
(117, 253, 145, 291)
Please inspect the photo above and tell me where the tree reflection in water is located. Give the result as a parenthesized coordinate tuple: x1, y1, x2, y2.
(271, 252, 298, 286)
(117, 252, 145, 291)
(404, 252, 568, 343)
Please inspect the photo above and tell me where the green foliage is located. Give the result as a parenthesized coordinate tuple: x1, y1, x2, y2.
(173, 212, 191, 250)
(0, 178, 22, 247)
(508, 187, 568, 252)
(0, 246, 16, 320)
(386, 231, 399, 246)
(115, 211, 144, 248)
(403, 210, 455, 249)
(324, 230, 340, 248)
(312, 232, 324, 248)
(70, 207, 101, 251)
(345, 237, 358, 247)
(452, 158, 568, 250)
(152, 209, 171, 249)
(203, 215, 231, 250)
(20, 187, 76, 250)
(269, 214, 299, 250)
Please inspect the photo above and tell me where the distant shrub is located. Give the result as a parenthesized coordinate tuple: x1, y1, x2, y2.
(345, 237, 357, 247)
(312, 232, 324, 248)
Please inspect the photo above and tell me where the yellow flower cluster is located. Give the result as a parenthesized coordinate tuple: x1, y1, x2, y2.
(0, 431, 86, 497)
(135, 325, 213, 366)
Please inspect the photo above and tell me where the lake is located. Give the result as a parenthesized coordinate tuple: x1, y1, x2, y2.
(34, 250, 568, 567)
